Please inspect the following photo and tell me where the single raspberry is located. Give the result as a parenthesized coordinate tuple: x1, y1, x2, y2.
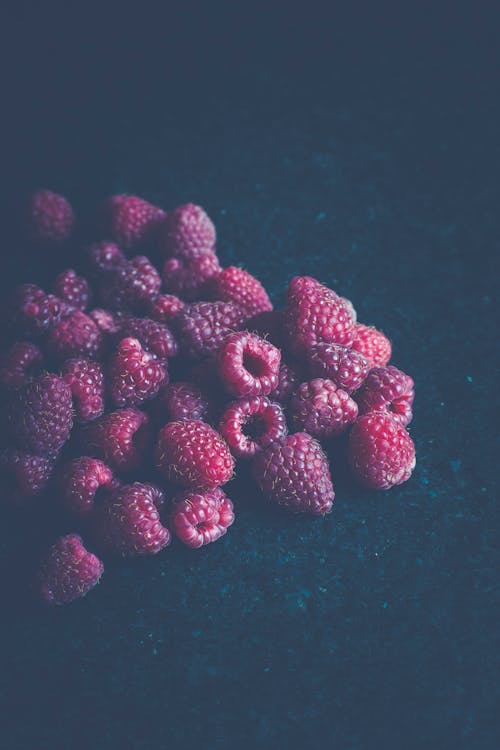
(80, 407, 152, 472)
(9, 374, 73, 457)
(162, 251, 221, 301)
(219, 396, 287, 459)
(351, 324, 392, 367)
(288, 378, 358, 439)
(0, 448, 54, 503)
(113, 317, 178, 361)
(100, 194, 166, 250)
(86, 241, 126, 276)
(348, 412, 416, 489)
(36, 534, 104, 605)
(252, 432, 334, 515)
(269, 359, 305, 405)
(160, 381, 211, 422)
(174, 301, 246, 360)
(108, 337, 167, 408)
(91, 483, 170, 557)
(46, 310, 104, 362)
(355, 365, 415, 426)
(158, 203, 216, 259)
(61, 357, 105, 422)
(27, 189, 74, 244)
(52, 269, 91, 311)
(155, 420, 234, 489)
(146, 293, 185, 324)
(246, 310, 285, 348)
(283, 276, 355, 357)
(217, 331, 281, 398)
(0, 342, 43, 391)
(100, 255, 162, 312)
(208, 266, 273, 318)
(8, 284, 63, 338)
(88, 308, 120, 335)
(58, 457, 116, 516)
(307, 343, 371, 393)
(170, 487, 234, 548)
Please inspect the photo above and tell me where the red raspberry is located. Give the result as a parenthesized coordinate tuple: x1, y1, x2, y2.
(146, 293, 185, 324)
(355, 365, 415, 426)
(100, 194, 166, 250)
(246, 310, 284, 348)
(208, 266, 273, 318)
(80, 407, 152, 473)
(158, 203, 216, 259)
(174, 301, 246, 360)
(87, 241, 126, 276)
(88, 308, 120, 335)
(52, 269, 91, 311)
(155, 420, 234, 489)
(283, 276, 355, 357)
(170, 487, 234, 548)
(100, 255, 161, 312)
(0, 448, 54, 503)
(36, 534, 104, 605)
(61, 357, 105, 422)
(162, 251, 221, 301)
(46, 310, 104, 362)
(269, 359, 305, 405)
(0, 342, 43, 391)
(219, 396, 287, 459)
(252, 432, 334, 515)
(288, 378, 358, 439)
(114, 316, 178, 361)
(27, 189, 74, 244)
(108, 337, 167, 408)
(9, 284, 63, 337)
(58, 457, 116, 516)
(351, 324, 391, 367)
(9, 374, 73, 457)
(349, 412, 416, 489)
(307, 343, 371, 393)
(217, 331, 281, 398)
(160, 381, 211, 422)
(91, 483, 170, 557)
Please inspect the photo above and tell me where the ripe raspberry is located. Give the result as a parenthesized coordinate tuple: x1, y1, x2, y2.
(283, 276, 355, 357)
(217, 331, 281, 398)
(100, 194, 166, 249)
(158, 203, 216, 259)
(269, 359, 305, 405)
(27, 189, 74, 244)
(100, 255, 162, 312)
(0, 448, 54, 503)
(246, 310, 284, 348)
(355, 366, 415, 426)
(36, 534, 103, 605)
(288, 378, 358, 439)
(162, 251, 221, 301)
(52, 269, 91, 311)
(88, 308, 120, 335)
(0, 342, 43, 391)
(8, 284, 63, 338)
(80, 407, 152, 473)
(155, 420, 234, 489)
(174, 301, 246, 360)
(91, 483, 170, 557)
(61, 357, 105, 422)
(252, 432, 334, 515)
(108, 337, 167, 408)
(86, 241, 126, 276)
(351, 324, 392, 367)
(114, 317, 178, 361)
(9, 374, 73, 457)
(58, 457, 116, 516)
(348, 412, 416, 490)
(307, 343, 371, 393)
(146, 293, 185, 324)
(219, 396, 287, 459)
(161, 381, 211, 422)
(208, 266, 273, 318)
(170, 487, 234, 548)
(46, 310, 104, 362)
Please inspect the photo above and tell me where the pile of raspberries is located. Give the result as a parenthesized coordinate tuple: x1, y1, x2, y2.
(0, 190, 416, 605)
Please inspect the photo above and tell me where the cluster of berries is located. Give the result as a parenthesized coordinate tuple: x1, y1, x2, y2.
(0, 190, 416, 605)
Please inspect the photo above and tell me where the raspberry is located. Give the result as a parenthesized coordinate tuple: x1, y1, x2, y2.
(162, 251, 221, 301)
(27, 189, 74, 244)
(219, 396, 287, 459)
(155, 420, 234, 489)
(36, 534, 104, 605)
(355, 365, 415, 426)
(146, 293, 185, 324)
(87, 241, 126, 276)
(52, 269, 91, 311)
(288, 378, 358, 439)
(160, 381, 211, 422)
(9, 374, 73, 457)
(351, 324, 392, 367)
(174, 301, 246, 360)
(246, 310, 284, 348)
(108, 337, 167, 408)
(100, 194, 166, 250)
(158, 203, 216, 259)
(100, 255, 162, 312)
(217, 331, 281, 397)
(208, 266, 273, 318)
(58, 457, 116, 516)
(0, 342, 43, 391)
(307, 343, 371, 393)
(88, 308, 120, 335)
(80, 407, 152, 472)
(348, 412, 416, 489)
(0, 448, 54, 503)
(170, 487, 234, 548)
(46, 310, 104, 362)
(8, 284, 63, 338)
(91, 483, 170, 557)
(61, 357, 105, 422)
(114, 317, 178, 361)
(283, 276, 355, 357)
(269, 359, 305, 405)
(252, 432, 334, 515)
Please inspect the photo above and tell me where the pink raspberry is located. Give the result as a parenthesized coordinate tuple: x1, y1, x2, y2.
(170, 487, 234, 548)
(162, 251, 221, 301)
(9, 284, 63, 337)
(351, 324, 391, 366)
(88, 308, 120, 335)
(355, 365, 415, 426)
(307, 343, 371, 393)
(36, 534, 104, 605)
(0, 342, 43, 391)
(52, 269, 91, 311)
(146, 293, 185, 324)
(27, 189, 74, 244)
(217, 331, 281, 397)
(0, 448, 54, 504)
(219, 396, 287, 459)
(114, 316, 178, 361)
(91, 482, 170, 557)
(108, 337, 167, 408)
(58, 457, 116, 516)
(174, 301, 246, 360)
(288, 378, 358, 439)
(158, 203, 216, 259)
(87, 241, 126, 276)
(252, 432, 334, 515)
(208, 266, 273, 318)
(100, 255, 161, 312)
(160, 381, 211, 422)
(100, 194, 166, 249)
(80, 407, 152, 472)
(46, 310, 104, 362)
(269, 359, 305, 405)
(61, 357, 105, 422)
(155, 420, 234, 489)
(246, 309, 285, 348)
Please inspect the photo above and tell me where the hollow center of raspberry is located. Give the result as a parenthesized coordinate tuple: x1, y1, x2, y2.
(242, 350, 268, 377)
(243, 415, 267, 440)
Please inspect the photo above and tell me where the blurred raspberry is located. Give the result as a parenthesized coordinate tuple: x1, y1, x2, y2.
(146, 293, 185, 324)
(88, 308, 120, 335)
(100, 194, 166, 249)
(27, 189, 74, 244)
(0, 448, 54, 504)
(174, 301, 246, 360)
(58, 456, 116, 516)
(100, 255, 161, 312)
(269, 359, 305, 405)
(158, 203, 216, 259)
(113, 316, 178, 361)
(208, 266, 272, 318)
(162, 251, 221, 301)
(246, 310, 285, 348)
(46, 310, 104, 362)
(52, 269, 91, 311)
